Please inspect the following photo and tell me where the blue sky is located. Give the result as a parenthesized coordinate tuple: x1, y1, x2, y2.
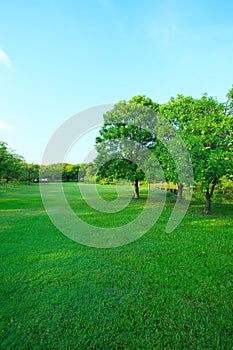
(0, 0, 233, 164)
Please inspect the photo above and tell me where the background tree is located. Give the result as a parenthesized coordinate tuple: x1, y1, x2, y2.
(81, 163, 96, 183)
(159, 95, 197, 202)
(40, 163, 62, 182)
(224, 85, 233, 117)
(0, 141, 25, 183)
(130, 95, 193, 202)
(0, 141, 10, 180)
(22, 163, 40, 184)
(62, 163, 80, 182)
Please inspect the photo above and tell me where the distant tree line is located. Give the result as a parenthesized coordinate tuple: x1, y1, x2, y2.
(40, 163, 96, 182)
(0, 144, 96, 185)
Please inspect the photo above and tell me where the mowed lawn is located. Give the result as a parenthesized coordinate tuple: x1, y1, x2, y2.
(0, 183, 232, 349)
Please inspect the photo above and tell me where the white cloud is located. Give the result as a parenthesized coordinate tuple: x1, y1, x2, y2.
(0, 120, 12, 131)
(0, 49, 11, 68)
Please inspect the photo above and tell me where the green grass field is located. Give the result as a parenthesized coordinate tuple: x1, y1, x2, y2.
(0, 183, 232, 349)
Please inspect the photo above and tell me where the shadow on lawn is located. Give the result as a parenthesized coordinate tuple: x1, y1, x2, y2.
(190, 200, 233, 217)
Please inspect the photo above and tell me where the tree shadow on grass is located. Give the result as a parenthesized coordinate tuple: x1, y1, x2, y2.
(190, 200, 233, 217)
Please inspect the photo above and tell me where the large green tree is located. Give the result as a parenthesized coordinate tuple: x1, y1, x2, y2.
(95, 99, 158, 198)
(160, 92, 233, 213)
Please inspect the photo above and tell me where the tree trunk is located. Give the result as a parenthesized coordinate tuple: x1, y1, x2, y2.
(204, 190, 211, 214)
(178, 183, 184, 202)
(134, 179, 139, 199)
(203, 184, 216, 214)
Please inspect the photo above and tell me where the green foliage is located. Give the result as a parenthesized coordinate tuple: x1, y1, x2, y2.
(40, 163, 93, 183)
(98, 177, 115, 185)
(129, 94, 160, 111)
(40, 163, 62, 181)
(96, 158, 145, 184)
(22, 163, 40, 183)
(0, 141, 27, 183)
(62, 163, 79, 182)
(80, 162, 97, 183)
(225, 85, 233, 116)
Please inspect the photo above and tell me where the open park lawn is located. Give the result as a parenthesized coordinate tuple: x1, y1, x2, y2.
(0, 183, 232, 349)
